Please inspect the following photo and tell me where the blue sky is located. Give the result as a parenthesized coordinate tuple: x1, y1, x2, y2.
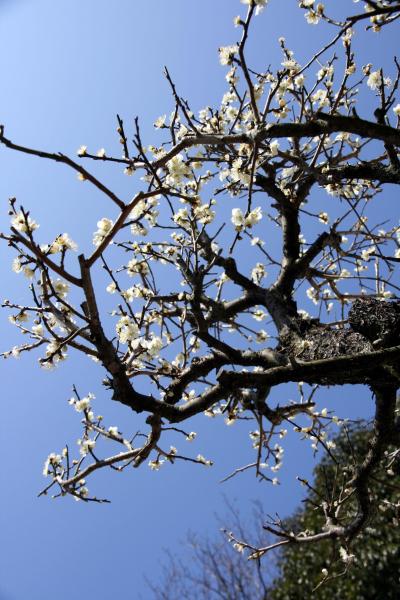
(0, 1, 398, 598)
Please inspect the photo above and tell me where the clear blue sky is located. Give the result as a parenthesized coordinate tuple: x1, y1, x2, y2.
(0, 2, 397, 598)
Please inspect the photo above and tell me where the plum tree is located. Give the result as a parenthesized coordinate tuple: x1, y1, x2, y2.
(1, 0, 399, 573)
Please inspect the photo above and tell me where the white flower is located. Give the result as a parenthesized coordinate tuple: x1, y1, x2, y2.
(253, 309, 267, 321)
(219, 45, 238, 66)
(393, 104, 400, 116)
(79, 486, 89, 499)
(193, 204, 215, 225)
(116, 315, 139, 344)
(12, 258, 22, 273)
(77, 145, 87, 156)
(53, 279, 69, 298)
(306, 287, 319, 305)
(52, 233, 77, 252)
(196, 454, 213, 466)
(165, 153, 191, 186)
(148, 459, 164, 471)
(154, 114, 167, 128)
(251, 262, 266, 284)
(281, 59, 300, 73)
(318, 212, 329, 224)
(108, 426, 120, 437)
(312, 88, 329, 107)
(80, 439, 96, 455)
(32, 324, 44, 337)
(339, 546, 355, 564)
(43, 452, 62, 476)
(231, 208, 245, 229)
(75, 396, 92, 412)
(93, 218, 113, 246)
(241, 0, 268, 15)
(142, 334, 163, 357)
(256, 329, 269, 342)
(231, 207, 262, 230)
(367, 70, 382, 90)
(11, 211, 39, 233)
(294, 74, 305, 87)
(269, 140, 280, 156)
(186, 432, 197, 441)
(230, 157, 251, 184)
(126, 258, 149, 277)
(361, 246, 375, 261)
(305, 10, 320, 24)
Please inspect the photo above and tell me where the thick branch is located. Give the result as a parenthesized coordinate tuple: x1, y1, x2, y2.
(218, 344, 400, 389)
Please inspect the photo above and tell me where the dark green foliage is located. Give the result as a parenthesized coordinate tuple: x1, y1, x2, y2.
(270, 425, 400, 599)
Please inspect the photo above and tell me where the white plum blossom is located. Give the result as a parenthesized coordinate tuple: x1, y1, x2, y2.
(106, 282, 117, 294)
(77, 145, 87, 156)
(196, 454, 213, 466)
(318, 212, 329, 224)
(165, 153, 192, 187)
(230, 157, 252, 185)
(251, 262, 266, 284)
(148, 459, 164, 471)
(74, 395, 92, 413)
(93, 218, 113, 246)
(52, 279, 69, 298)
(173, 207, 190, 229)
(312, 88, 329, 107)
(281, 59, 301, 73)
(253, 309, 267, 321)
(11, 211, 39, 233)
(126, 258, 149, 276)
(31, 324, 44, 337)
(12, 258, 22, 273)
(361, 246, 376, 261)
(142, 334, 163, 358)
(193, 204, 216, 225)
(305, 10, 320, 24)
(241, 0, 268, 16)
(219, 45, 238, 66)
(231, 207, 262, 230)
(339, 546, 355, 565)
(256, 329, 269, 342)
(154, 114, 167, 128)
(116, 315, 139, 344)
(43, 452, 62, 476)
(80, 438, 96, 456)
(367, 70, 382, 90)
(269, 140, 280, 156)
(42, 233, 77, 254)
